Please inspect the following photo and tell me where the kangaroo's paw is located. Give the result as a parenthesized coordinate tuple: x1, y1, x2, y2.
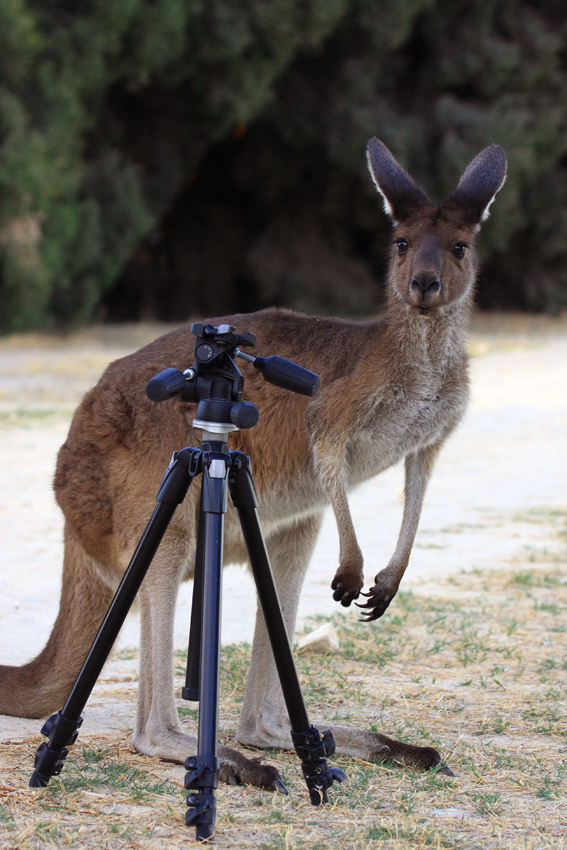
(356, 570, 400, 621)
(331, 565, 364, 607)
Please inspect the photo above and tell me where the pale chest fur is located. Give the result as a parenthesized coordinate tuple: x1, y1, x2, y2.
(256, 357, 468, 527)
(345, 358, 469, 488)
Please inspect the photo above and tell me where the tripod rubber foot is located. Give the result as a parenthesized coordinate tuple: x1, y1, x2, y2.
(29, 764, 55, 788)
(195, 824, 215, 842)
(307, 766, 347, 806)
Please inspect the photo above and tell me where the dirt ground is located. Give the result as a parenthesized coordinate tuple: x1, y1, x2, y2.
(0, 314, 566, 849)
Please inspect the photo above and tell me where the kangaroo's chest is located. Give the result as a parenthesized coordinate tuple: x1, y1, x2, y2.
(346, 378, 466, 486)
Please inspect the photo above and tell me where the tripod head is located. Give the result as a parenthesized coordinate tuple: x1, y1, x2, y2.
(146, 323, 320, 431)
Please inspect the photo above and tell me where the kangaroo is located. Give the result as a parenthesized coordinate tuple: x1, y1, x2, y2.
(0, 139, 506, 788)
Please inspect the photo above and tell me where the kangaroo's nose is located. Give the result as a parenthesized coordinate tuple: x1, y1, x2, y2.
(410, 274, 441, 294)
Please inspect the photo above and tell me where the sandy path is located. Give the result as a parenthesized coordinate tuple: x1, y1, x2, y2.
(0, 315, 565, 741)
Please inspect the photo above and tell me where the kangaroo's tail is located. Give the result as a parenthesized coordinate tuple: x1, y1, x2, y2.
(0, 527, 116, 718)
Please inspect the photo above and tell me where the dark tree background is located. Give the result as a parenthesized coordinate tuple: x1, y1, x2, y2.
(1, 0, 567, 331)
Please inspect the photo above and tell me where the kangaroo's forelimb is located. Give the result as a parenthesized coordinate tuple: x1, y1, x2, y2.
(358, 440, 443, 620)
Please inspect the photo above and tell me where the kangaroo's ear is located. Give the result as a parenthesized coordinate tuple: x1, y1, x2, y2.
(444, 144, 507, 226)
(367, 138, 432, 224)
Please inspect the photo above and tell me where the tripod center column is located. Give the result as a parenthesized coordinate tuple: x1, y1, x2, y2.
(185, 433, 231, 839)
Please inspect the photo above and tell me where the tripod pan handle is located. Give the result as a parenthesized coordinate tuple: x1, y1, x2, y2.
(146, 368, 188, 402)
(253, 356, 320, 396)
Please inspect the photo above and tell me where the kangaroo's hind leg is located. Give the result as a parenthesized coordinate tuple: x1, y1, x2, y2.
(131, 533, 284, 789)
(237, 512, 324, 749)
(234, 511, 452, 775)
(131, 539, 188, 762)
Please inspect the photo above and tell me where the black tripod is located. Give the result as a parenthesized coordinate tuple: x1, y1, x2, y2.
(29, 323, 345, 841)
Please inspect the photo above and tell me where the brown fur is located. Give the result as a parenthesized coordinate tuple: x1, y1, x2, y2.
(0, 140, 506, 787)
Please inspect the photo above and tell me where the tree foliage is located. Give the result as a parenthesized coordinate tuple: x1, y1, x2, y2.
(1, 0, 566, 331)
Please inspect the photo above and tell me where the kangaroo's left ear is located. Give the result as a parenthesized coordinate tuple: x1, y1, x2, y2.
(444, 145, 507, 226)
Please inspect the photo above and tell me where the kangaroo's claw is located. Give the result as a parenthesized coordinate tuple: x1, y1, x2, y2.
(356, 586, 395, 621)
(273, 777, 289, 795)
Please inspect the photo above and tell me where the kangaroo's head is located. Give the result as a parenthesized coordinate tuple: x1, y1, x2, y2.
(367, 139, 507, 317)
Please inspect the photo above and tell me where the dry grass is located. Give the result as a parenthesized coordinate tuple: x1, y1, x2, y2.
(1, 562, 566, 850)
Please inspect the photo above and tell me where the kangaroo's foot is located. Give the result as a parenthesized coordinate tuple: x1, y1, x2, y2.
(133, 726, 285, 790)
(331, 725, 454, 776)
(218, 746, 286, 790)
(238, 721, 453, 779)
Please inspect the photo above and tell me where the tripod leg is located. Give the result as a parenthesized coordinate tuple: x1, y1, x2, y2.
(182, 509, 205, 702)
(30, 449, 198, 788)
(228, 452, 346, 805)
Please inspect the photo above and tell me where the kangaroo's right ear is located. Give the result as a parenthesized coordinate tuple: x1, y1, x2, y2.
(367, 138, 432, 224)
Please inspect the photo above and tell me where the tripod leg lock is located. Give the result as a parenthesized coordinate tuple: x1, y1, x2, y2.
(184, 755, 219, 791)
(291, 726, 347, 806)
(29, 712, 83, 787)
(185, 756, 219, 837)
(185, 791, 217, 835)
(228, 451, 258, 509)
(156, 448, 202, 504)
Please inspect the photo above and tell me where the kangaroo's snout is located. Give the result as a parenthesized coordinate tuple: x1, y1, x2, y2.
(408, 270, 442, 310)
(410, 273, 441, 294)
(405, 235, 444, 310)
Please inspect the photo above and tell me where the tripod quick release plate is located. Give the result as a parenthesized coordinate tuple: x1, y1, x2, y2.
(191, 323, 256, 366)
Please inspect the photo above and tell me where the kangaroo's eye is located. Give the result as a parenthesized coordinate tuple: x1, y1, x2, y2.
(396, 240, 408, 255)
(452, 243, 467, 259)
